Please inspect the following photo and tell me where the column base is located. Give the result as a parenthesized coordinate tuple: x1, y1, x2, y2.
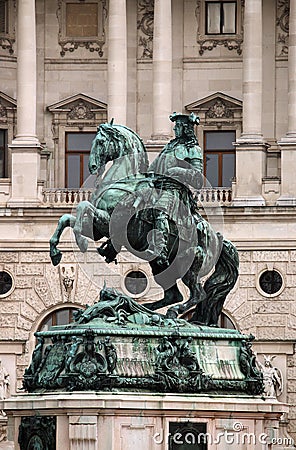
(8, 143, 42, 207)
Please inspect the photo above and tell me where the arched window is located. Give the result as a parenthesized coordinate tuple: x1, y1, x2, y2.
(181, 309, 237, 330)
(38, 307, 82, 332)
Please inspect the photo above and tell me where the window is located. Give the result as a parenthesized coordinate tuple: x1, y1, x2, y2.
(57, 0, 107, 56)
(38, 307, 82, 332)
(124, 271, 148, 296)
(66, 132, 96, 188)
(66, 2, 98, 38)
(0, 0, 8, 34)
(0, 129, 6, 178)
(217, 311, 236, 329)
(0, 270, 13, 297)
(257, 270, 284, 297)
(204, 130, 235, 187)
(206, 1, 236, 35)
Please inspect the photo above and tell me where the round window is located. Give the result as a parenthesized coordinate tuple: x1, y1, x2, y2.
(124, 271, 148, 296)
(0, 271, 14, 297)
(258, 270, 283, 296)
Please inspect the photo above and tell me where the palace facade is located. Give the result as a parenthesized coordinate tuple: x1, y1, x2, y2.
(1, 0, 296, 445)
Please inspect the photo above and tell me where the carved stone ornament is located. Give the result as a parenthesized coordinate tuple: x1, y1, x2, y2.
(0, 0, 16, 54)
(59, 264, 77, 301)
(195, 0, 244, 56)
(257, 355, 283, 398)
(18, 416, 56, 450)
(56, 0, 107, 57)
(68, 102, 95, 120)
(206, 99, 234, 119)
(0, 102, 6, 119)
(23, 287, 264, 395)
(276, 0, 289, 57)
(137, 0, 154, 59)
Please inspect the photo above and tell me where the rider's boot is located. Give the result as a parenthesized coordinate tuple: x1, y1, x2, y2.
(149, 212, 170, 267)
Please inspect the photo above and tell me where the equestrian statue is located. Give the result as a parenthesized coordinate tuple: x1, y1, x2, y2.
(49, 113, 239, 326)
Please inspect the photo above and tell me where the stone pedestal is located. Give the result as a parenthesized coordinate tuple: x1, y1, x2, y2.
(232, 142, 267, 206)
(7, 145, 42, 207)
(2, 392, 287, 449)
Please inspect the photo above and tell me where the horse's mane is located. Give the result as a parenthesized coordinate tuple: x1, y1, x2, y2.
(98, 123, 149, 174)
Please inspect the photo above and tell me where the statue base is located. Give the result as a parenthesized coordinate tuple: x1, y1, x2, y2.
(2, 392, 288, 449)
(22, 292, 264, 396)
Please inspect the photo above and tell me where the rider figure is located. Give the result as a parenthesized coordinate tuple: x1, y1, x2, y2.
(147, 112, 203, 266)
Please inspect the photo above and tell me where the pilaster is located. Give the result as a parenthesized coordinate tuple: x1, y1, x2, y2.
(149, 0, 172, 143)
(277, 0, 296, 205)
(232, 142, 268, 207)
(107, 0, 127, 124)
(7, 144, 42, 207)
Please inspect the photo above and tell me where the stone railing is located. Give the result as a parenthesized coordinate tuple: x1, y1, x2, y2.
(195, 187, 232, 207)
(42, 188, 93, 206)
(42, 187, 232, 207)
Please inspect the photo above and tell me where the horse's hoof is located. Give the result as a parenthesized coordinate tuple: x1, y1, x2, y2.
(51, 252, 62, 266)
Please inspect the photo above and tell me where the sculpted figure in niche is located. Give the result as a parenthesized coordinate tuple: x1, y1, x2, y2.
(258, 355, 283, 398)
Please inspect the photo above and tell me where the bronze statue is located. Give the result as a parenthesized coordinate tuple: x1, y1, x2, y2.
(49, 114, 239, 326)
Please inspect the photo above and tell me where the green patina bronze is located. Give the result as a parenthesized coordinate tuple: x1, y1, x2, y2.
(23, 287, 263, 395)
(49, 113, 238, 326)
(22, 114, 264, 396)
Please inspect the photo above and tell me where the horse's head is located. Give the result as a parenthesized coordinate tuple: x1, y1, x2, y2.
(89, 123, 116, 175)
(89, 121, 149, 177)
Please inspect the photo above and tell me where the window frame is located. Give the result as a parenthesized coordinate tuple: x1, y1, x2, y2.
(38, 307, 82, 332)
(65, 131, 96, 188)
(203, 130, 236, 188)
(196, 0, 243, 56)
(205, 1, 237, 36)
(0, 0, 15, 54)
(57, 0, 107, 56)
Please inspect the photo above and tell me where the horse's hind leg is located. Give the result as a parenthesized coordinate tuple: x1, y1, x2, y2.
(72, 201, 95, 253)
(50, 214, 76, 266)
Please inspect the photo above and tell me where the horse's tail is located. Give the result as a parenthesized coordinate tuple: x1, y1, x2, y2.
(196, 237, 239, 326)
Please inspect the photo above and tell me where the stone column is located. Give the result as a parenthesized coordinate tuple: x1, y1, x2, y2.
(277, 0, 296, 205)
(150, 0, 172, 143)
(107, 0, 127, 125)
(8, 0, 42, 207)
(233, 0, 267, 206)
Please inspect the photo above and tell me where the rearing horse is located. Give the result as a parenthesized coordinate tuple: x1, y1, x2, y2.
(49, 122, 239, 325)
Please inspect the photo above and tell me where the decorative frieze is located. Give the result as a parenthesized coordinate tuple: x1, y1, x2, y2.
(16, 265, 44, 276)
(253, 251, 289, 262)
(276, 0, 289, 57)
(0, 252, 18, 263)
(253, 301, 290, 315)
(137, 0, 154, 59)
(34, 278, 55, 308)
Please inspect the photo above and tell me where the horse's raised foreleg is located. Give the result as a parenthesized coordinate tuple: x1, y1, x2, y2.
(73, 200, 111, 253)
(50, 214, 76, 266)
(72, 201, 96, 253)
